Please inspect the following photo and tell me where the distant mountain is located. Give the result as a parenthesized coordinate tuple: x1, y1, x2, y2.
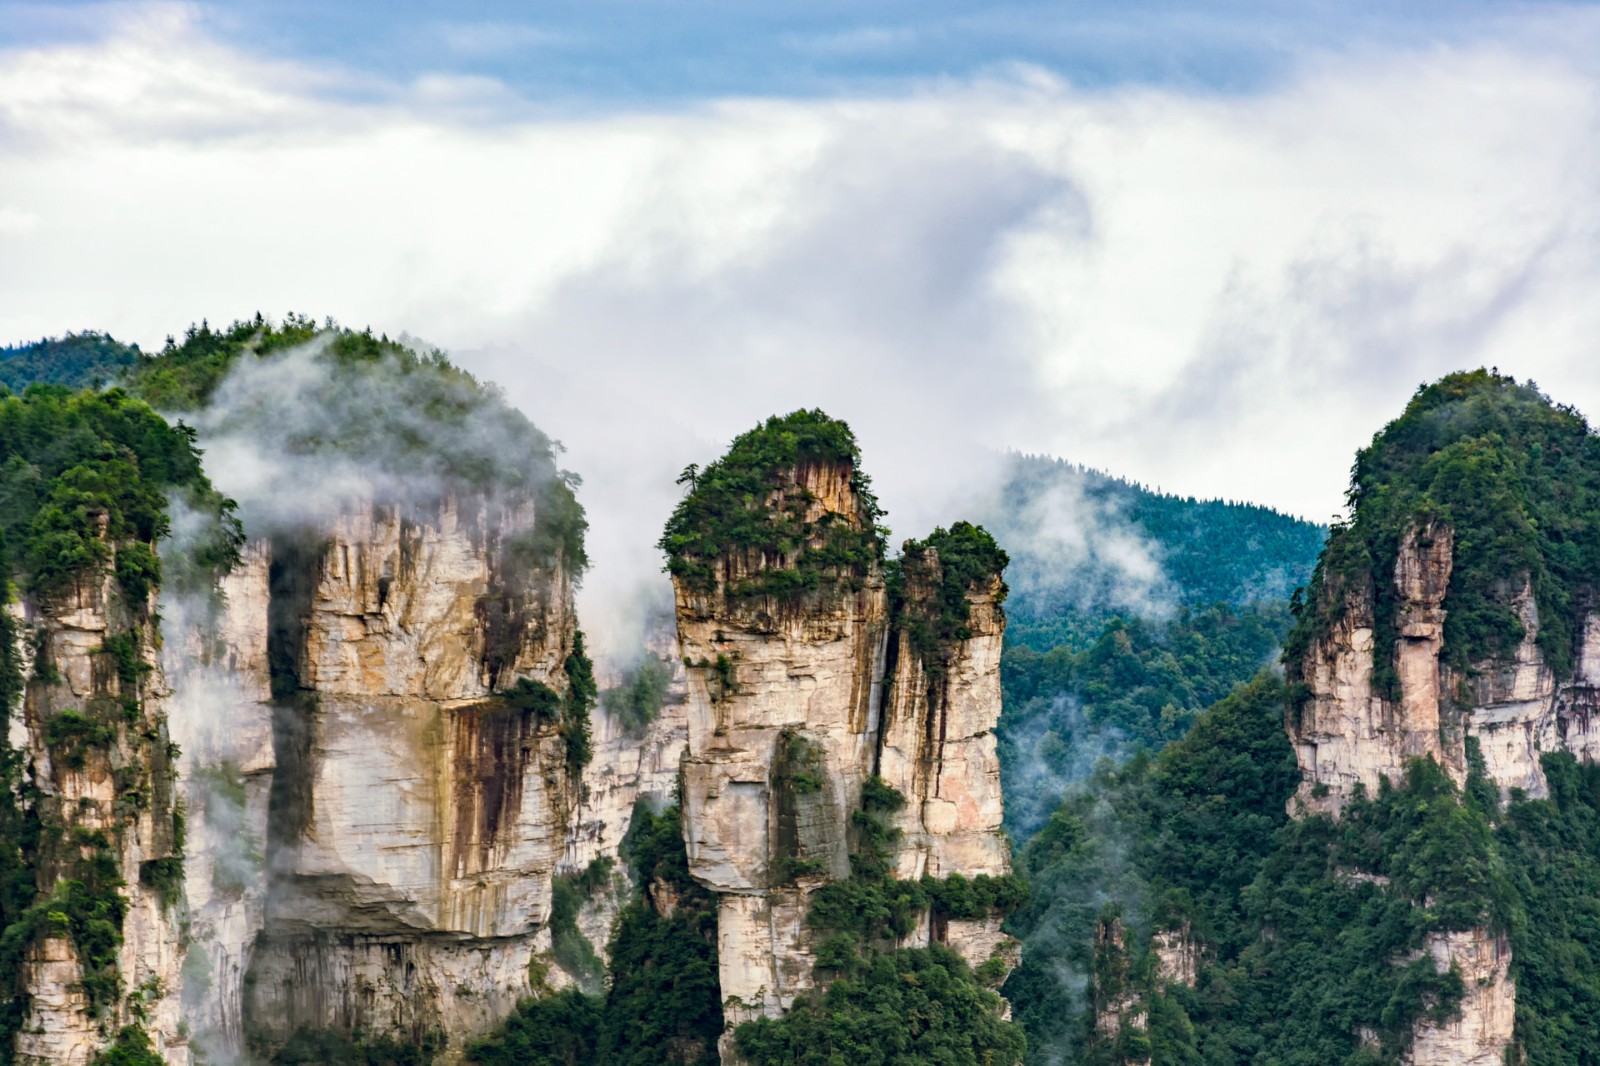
(0, 331, 140, 392)
(984, 454, 1327, 652)
(981, 454, 1327, 835)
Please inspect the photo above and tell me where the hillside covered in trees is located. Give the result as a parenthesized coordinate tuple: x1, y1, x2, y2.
(1003, 372, 1600, 1065)
(0, 333, 140, 393)
(985, 457, 1325, 836)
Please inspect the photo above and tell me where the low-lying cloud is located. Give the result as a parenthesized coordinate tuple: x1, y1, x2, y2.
(1, 4, 1597, 654)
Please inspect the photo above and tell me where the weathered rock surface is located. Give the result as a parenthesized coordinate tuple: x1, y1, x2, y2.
(1151, 923, 1200, 989)
(12, 562, 188, 1064)
(162, 495, 587, 1060)
(668, 457, 1016, 1051)
(1290, 523, 1457, 815)
(1405, 929, 1515, 1066)
(1284, 520, 1600, 1066)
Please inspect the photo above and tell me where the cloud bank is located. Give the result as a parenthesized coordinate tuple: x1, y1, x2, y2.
(1, 4, 1597, 652)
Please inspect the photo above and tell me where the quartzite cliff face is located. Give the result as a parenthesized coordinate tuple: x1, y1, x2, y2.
(1286, 518, 1600, 1064)
(1290, 519, 1600, 812)
(173, 495, 591, 1061)
(666, 437, 1016, 1051)
(10, 558, 188, 1066)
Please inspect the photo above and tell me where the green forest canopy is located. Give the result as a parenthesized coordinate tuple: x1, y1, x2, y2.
(0, 332, 140, 393)
(123, 314, 589, 574)
(1285, 370, 1600, 690)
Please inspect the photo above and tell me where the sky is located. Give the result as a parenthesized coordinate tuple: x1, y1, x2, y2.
(2, 1, 1598, 650)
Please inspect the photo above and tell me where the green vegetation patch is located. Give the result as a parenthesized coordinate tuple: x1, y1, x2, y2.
(601, 653, 673, 736)
(659, 409, 885, 602)
(997, 603, 1292, 836)
(92, 1024, 165, 1066)
(549, 857, 614, 993)
(123, 314, 587, 574)
(268, 1027, 445, 1065)
(738, 777, 1026, 1064)
(889, 520, 1009, 676)
(560, 632, 597, 774)
(0, 332, 140, 393)
(468, 802, 723, 1066)
(0, 383, 241, 600)
(1286, 369, 1600, 693)
(736, 945, 1027, 1066)
(1002, 674, 1537, 1065)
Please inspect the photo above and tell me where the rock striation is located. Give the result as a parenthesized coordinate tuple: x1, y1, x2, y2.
(663, 421, 1017, 1053)
(10, 554, 189, 1064)
(1286, 519, 1600, 1066)
(172, 496, 589, 1061)
(1290, 520, 1600, 811)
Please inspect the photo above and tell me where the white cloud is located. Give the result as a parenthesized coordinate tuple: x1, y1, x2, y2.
(0, 6, 1596, 655)
(0, 204, 38, 235)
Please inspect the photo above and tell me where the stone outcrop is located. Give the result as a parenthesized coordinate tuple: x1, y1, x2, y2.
(667, 454, 1016, 1050)
(168, 496, 588, 1060)
(1286, 519, 1600, 1065)
(1291, 521, 1600, 813)
(673, 463, 889, 1027)
(1151, 923, 1200, 989)
(1089, 917, 1149, 1066)
(1405, 929, 1514, 1066)
(1290, 523, 1458, 815)
(10, 557, 188, 1064)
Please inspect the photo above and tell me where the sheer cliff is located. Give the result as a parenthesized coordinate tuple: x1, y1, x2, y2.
(0, 386, 241, 1065)
(1278, 370, 1600, 1065)
(1004, 370, 1600, 1066)
(660, 410, 1021, 1060)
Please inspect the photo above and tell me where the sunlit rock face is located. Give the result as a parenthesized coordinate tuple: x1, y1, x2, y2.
(1286, 519, 1600, 1066)
(1289, 523, 1459, 816)
(168, 495, 585, 1060)
(11, 564, 188, 1065)
(667, 453, 1016, 1056)
(673, 460, 892, 1027)
(877, 554, 1013, 972)
(1405, 928, 1515, 1066)
(1290, 521, 1600, 814)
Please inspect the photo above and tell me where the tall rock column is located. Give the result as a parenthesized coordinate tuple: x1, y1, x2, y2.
(661, 411, 1018, 1049)
(12, 555, 188, 1064)
(877, 526, 1015, 971)
(671, 456, 890, 1027)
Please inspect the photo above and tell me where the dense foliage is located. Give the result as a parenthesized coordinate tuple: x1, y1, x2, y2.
(889, 521, 1009, 674)
(659, 409, 885, 601)
(989, 454, 1326, 653)
(997, 604, 1291, 836)
(1285, 370, 1600, 691)
(0, 385, 241, 599)
(736, 778, 1026, 1065)
(989, 454, 1321, 839)
(1003, 663, 1600, 1065)
(268, 1028, 444, 1065)
(0, 333, 140, 393)
(601, 653, 674, 736)
(467, 803, 723, 1066)
(123, 314, 588, 573)
(735, 946, 1026, 1066)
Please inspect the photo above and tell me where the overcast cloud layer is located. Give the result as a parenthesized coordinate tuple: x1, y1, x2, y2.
(2, 3, 1598, 651)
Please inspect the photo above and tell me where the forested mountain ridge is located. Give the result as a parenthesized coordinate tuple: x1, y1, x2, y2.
(1005, 370, 1600, 1066)
(9, 315, 1600, 1066)
(987, 454, 1326, 653)
(0, 333, 140, 393)
(988, 458, 1325, 838)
